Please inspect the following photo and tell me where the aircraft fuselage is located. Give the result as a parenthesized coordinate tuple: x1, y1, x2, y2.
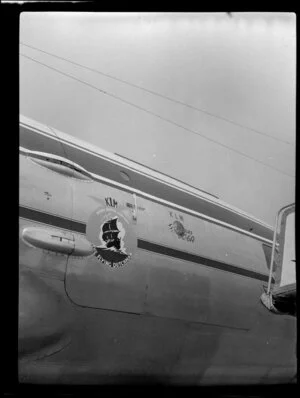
(19, 115, 296, 385)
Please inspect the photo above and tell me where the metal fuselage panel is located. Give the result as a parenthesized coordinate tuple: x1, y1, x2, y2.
(19, 118, 297, 385)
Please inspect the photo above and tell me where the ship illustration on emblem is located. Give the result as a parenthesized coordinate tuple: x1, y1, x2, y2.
(93, 216, 131, 267)
(86, 204, 137, 268)
(94, 217, 131, 267)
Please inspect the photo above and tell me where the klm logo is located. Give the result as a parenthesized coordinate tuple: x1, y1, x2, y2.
(105, 197, 118, 208)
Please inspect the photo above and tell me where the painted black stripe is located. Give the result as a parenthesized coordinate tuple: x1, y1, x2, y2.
(19, 206, 270, 282)
(19, 206, 86, 233)
(137, 239, 270, 282)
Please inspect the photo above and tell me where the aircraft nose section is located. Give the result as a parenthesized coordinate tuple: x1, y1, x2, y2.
(19, 268, 73, 359)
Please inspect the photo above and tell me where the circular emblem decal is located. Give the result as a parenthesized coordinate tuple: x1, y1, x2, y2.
(86, 208, 136, 268)
(169, 220, 195, 243)
(171, 220, 185, 237)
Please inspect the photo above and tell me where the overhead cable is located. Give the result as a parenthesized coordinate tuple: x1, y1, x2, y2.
(20, 41, 293, 146)
(20, 53, 295, 178)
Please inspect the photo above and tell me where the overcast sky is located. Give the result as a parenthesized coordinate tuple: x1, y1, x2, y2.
(20, 12, 295, 226)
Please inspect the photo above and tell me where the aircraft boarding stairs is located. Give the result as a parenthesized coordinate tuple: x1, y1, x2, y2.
(261, 203, 296, 316)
